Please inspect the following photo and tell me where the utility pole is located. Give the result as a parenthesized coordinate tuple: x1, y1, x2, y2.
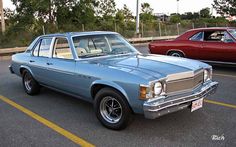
(0, 0, 6, 34)
(177, 0, 180, 14)
(136, 0, 140, 36)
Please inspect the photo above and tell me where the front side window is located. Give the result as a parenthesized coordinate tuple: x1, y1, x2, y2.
(203, 31, 224, 42)
(73, 34, 138, 58)
(190, 32, 203, 41)
(38, 38, 52, 57)
(53, 38, 73, 59)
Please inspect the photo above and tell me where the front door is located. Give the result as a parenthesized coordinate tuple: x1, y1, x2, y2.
(46, 37, 78, 93)
(199, 30, 235, 62)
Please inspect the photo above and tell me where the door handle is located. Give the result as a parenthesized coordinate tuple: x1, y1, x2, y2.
(46, 63, 53, 65)
(29, 60, 35, 63)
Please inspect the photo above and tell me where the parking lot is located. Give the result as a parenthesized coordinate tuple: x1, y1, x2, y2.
(0, 45, 236, 147)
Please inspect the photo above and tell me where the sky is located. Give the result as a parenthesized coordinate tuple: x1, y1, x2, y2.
(3, 0, 215, 15)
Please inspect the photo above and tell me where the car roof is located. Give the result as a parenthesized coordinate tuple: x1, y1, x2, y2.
(40, 31, 119, 38)
(176, 27, 236, 40)
(188, 27, 236, 32)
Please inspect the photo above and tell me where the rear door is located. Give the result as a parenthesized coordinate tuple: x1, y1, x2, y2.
(29, 37, 52, 84)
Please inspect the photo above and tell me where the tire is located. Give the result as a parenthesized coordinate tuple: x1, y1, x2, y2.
(94, 88, 133, 130)
(22, 70, 40, 95)
(168, 51, 184, 57)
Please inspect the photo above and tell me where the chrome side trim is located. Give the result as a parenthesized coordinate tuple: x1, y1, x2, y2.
(46, 68, 75, 75)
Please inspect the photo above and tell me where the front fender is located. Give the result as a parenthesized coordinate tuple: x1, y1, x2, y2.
(90, 80, 130, 102)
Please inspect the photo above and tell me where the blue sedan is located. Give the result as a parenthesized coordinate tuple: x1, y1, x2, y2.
(9, 32, 218, 130)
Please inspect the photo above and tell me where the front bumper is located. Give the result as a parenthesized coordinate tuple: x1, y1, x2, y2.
(143, 81, 218, 119)
(9, 65, 14, 74)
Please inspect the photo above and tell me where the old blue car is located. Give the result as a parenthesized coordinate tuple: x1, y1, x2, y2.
(9, 32, 218, 130)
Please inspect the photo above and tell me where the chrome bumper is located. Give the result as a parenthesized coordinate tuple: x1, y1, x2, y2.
(143, 81, 218, 119)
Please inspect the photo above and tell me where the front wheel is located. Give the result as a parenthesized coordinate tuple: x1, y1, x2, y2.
(22, 70, 40, 95)
(94, 88, 133, 130)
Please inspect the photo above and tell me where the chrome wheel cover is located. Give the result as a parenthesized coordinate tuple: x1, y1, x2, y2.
(24, 73, 32, 91)
(171, 53, 181, 57)
(100, 96, 122, 124)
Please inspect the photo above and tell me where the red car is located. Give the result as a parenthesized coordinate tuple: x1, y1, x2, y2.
(149, 27, 236, 64)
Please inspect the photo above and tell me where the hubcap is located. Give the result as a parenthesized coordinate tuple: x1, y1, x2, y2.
(100, 96, 122, 124)
(171, 53, 181, 57)
(24, 73, 33, 91)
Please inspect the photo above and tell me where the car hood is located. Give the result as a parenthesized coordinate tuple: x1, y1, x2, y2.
(86, 54, 208, 80)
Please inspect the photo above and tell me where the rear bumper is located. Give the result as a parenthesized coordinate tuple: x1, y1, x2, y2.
(143, 81, 218, 119)
(9, 65, 14, 74)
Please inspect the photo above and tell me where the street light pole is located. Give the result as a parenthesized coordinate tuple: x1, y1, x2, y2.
(136, 0, 140, 36)
(0, 0, 6, 34)
(177, 0, 179, 14)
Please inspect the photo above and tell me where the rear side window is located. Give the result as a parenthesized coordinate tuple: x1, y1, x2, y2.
(38, 38, 52, 57)
(53, 38, 73, 59)
(190, 32, 203, 41)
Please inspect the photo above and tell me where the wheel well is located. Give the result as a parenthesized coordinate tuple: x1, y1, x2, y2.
(91, 84, 134, 113)
(91, 84, 123, 99)
(20, 68, 27, 76)
(167, 50, 185, 57)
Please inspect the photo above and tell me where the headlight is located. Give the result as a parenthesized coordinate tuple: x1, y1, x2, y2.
(204, 69, 212, 82)
(154, 82, 163, 95)
(139, 81, 164, 100)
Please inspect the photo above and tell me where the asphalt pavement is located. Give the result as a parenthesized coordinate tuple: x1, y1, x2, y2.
(0, 45, 236, 147)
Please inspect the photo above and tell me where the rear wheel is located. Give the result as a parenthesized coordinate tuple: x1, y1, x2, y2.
(94, 88, 133, 130)
(22, 70, 40, 95)
(168, 51, 184, 57)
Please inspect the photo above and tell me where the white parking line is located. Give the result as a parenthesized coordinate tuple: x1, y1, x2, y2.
(0, 95, 94, 147)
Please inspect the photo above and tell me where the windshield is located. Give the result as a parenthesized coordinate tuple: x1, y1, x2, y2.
(72, 34, 139, 58)
(228, 29, 236, 39)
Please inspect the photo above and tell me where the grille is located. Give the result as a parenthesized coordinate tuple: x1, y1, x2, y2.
(166, 71, 204, 94)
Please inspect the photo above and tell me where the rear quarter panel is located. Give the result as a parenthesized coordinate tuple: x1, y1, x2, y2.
(11, 53, 31, 76)
(149, 40, 200, 59)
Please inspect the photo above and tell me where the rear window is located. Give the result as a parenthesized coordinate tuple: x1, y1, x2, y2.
(190, 32, 203, 41)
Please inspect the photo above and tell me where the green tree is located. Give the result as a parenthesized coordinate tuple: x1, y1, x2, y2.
(170, 14, 181, 23)
(96, 0, 116, 18)
(213, 0, 236, 16)
(140, 2, 154, 22)
(200, 7, 211, 18)
(122, 4, 133, 22)
(69, 0, 97, 31)
(141, 3, 153, 14)
(95, 0, 117, 31)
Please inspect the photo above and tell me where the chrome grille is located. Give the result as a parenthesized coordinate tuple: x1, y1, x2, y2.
(166, 71, 204, 94)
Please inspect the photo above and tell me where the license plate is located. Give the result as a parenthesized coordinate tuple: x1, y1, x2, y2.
(191, 98, 203, 112)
